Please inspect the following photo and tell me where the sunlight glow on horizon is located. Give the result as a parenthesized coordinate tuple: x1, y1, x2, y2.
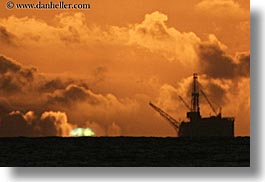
(70, 128, 96, 137)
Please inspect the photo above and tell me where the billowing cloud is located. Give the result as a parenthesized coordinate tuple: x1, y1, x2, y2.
(0, 26, 17, 46)
(0, 55, 137, 137)
(127, 11, 200, 63)
(0, 12, 201, 64)
(0, 98, 13, 115)
(155, 74, 229, 116)
(0, 55, 36, 94)
(197, 40, 250, 79)
(195, 0, 248, 19)
(0, 10, 250, 136)
(154, 74, 249, 136)
(47, 84, 93, 105)
(0, 111, 32, 137)
(0, 110, 75, 137)
(40, 111, 73, 137)
(0, 11, 249, 69)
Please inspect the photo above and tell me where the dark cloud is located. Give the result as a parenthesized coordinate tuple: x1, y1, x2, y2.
(39, 78, 66, 92)
(0, 56, 77, 137)
(0, 98, 13, 116)
(236, 53, 250, 77)
(92, 66, 108, 85)
(60, 26, 81, 43)
(198, 79, 227, 107)
(0, 26, 17, 46)
(0, 111, 33, 137)
(0, 56, 127, 137)
(0, 110, 73, 137)
(0, 55, 21, 73)
(0, 45, 250, 137)
(38, 76, 89, 93)
(197, 43, 250, 79)
(160, 76, 227, 114)
(0, 56, 36, 94)
(47, 84, 101, 105)
(33, 118, 57, 137)
(136, 22, 170, 40)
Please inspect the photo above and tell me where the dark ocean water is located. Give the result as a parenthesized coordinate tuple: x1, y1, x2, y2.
(0, 137, 249, 167)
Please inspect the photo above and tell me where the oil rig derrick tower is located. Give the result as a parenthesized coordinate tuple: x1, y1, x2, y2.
(149, 73, 234, 137)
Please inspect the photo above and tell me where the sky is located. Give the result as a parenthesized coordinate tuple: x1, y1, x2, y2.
(0, 0, 250, 137)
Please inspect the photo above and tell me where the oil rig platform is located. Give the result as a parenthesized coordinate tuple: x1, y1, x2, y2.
(150, 73, 234, 137)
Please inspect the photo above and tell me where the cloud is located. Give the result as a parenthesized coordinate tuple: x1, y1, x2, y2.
(40, 111, 73, 137)
(44, 84, 139, 130)
(154, 73, 249, 136)
(0, 11, 249, 77)
(0, 110, 75, 137)
(127, 11, 200, 63)
(0, 98, 13, 116)
(0, 111, 33, 137)
(0, 56, 139, 137)
(154, 77, 226, 119)
(107, 122, 121, 136)
(91, 66, 108, 85)
(0, 11, 249, 67)
(235, 52, 250, 77)
(0, 11, 247, 68)
(47, 84, 94, 105)
(84, 121, 106, 136)
(39, 78, 68, 92)
(197, 39, 250, 79)
(0, 12, 201, 64)
(0, 26, 17, 46)
(195, 0, 248, 19)
(0, 55, 37, 94)
(0, 11, 250, 136)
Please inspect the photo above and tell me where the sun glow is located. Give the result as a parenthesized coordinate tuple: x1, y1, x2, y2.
(70, 128, 95, 137)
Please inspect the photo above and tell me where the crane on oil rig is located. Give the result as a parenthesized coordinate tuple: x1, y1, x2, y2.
(149, 102, 180, 131)
(200, 89, 219, 116)
(178, 95, 191, 111)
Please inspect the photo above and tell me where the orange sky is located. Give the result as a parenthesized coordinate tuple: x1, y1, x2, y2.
(0, 0, 250, 136)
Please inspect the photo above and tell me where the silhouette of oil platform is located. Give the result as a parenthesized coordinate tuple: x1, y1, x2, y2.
(150, 73, 234, 137)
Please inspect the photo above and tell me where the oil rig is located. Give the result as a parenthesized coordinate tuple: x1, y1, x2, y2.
(150, 73, 234, 137)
